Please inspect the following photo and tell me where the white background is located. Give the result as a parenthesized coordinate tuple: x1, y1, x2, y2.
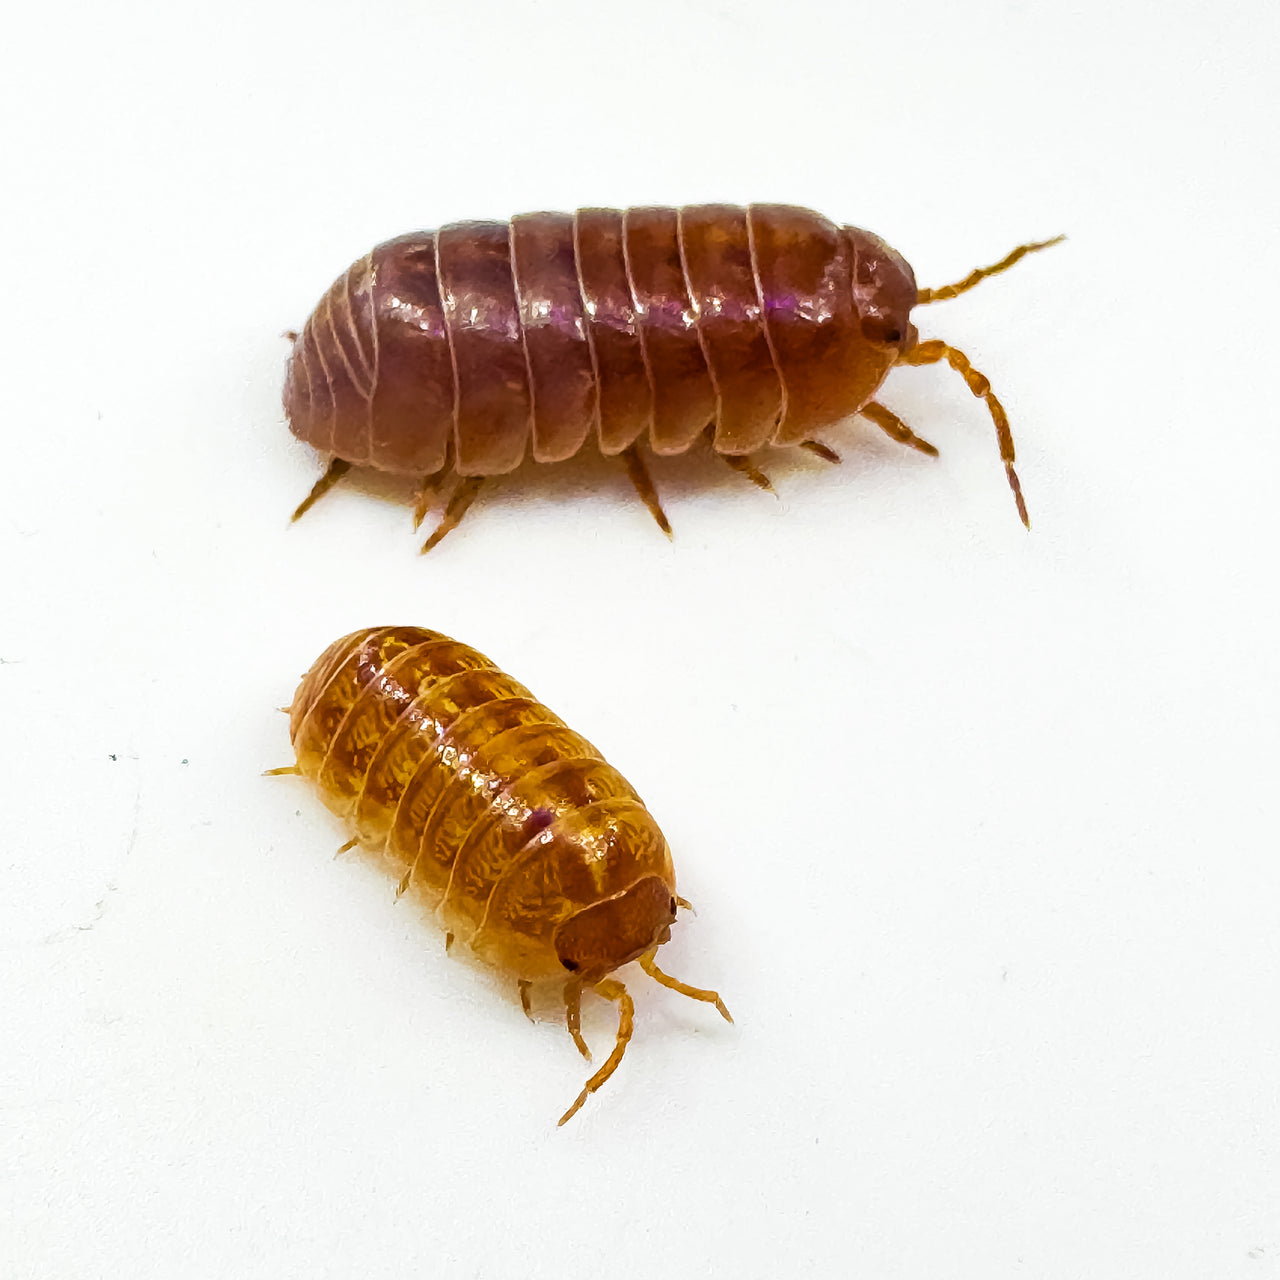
(2, 1, 1277, 1276)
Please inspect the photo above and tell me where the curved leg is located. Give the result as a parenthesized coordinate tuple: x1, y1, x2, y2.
(518, 979, 533, 1021)
(420, 476, 485, 554)
(291, 457, 352, 522)
(639, 950, 732, 1023)
(412, 473, 443, 531)
(558, 978, 634, 1126)
(720, 452, 775, 494)
(800, 440, 841, 464)
(621, 446, 672, 538)
(564, 980, 591, 1060)
(861, 401, 939, 457)
(899, 340, 1029, 528)
(916, 235, 1065, 304)
(413, 438, 455, 530)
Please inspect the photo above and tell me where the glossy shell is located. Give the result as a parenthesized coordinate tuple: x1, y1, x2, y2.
(283, 205, 918, 475)
(286, 626, 678, 981)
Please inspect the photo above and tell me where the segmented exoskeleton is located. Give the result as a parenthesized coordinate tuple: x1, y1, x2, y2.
(267, 625, 731, 1125)
(284, 205, 1061, 548)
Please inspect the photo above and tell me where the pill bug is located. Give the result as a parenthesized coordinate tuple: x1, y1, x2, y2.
(267, 625, 731, 1125)
(284, 204, 1061, 549)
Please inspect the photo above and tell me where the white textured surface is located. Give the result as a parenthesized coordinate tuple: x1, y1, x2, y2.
(3, 2, 1278, 1276)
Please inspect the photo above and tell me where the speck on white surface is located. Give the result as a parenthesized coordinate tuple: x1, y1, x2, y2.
(2, 2, 1278, 1277)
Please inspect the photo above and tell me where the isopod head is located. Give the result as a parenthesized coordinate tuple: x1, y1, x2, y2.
(554, 876, 678, 984)
(845, 226, 919, 357)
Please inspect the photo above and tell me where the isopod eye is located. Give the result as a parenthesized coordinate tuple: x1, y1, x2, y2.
(561, 958, 580, 973)
(668, 896, 677, 916)
(860, 314, 904, 346)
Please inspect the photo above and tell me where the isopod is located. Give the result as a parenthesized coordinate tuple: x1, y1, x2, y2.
(267, 625, 731, 1125)
(284, 205, 1061, 548)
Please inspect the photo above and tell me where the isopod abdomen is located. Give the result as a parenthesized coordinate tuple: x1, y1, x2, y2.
(267, 625, 731, 1124)
(284, 205, 1062, 548)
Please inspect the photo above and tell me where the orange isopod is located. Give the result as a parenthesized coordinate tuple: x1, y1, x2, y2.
(283, 204, 1061, 548)
(267, 625, 731, 1124)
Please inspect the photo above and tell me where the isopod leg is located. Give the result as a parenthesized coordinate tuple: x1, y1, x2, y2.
(640, 950, 733, 1023)
(413, 438, 455, 531)
(518, 979, 534, 1021)
(800, 440, 841, 464)
(916, 235, 1065, 305)
(558, 978, 634, 1126)
(290, 457, 352, 522)
(262, 765, 301, 776)
(720, 452, 775, 495)
(419, 477, 486, 554)
(564, 980, 591, 1060)
(334, 838, 358, 858)
(412, 475, 441, 532)
(860, 401, 939, 458)
(898, 341, 1030, 528)
(621, 446, 673, 539)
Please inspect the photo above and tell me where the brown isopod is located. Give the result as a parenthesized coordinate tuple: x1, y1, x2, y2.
(284, 204, 1061, 549)
(266, 625, 731, 1125)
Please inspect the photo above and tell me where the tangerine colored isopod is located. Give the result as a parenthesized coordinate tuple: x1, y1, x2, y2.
(266, 625, 731, 1125)
(283, 204, 1061, 548)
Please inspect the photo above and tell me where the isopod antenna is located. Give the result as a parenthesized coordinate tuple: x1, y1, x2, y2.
(906, 234, 1065, 529)
(915, 235, 1065, 305)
